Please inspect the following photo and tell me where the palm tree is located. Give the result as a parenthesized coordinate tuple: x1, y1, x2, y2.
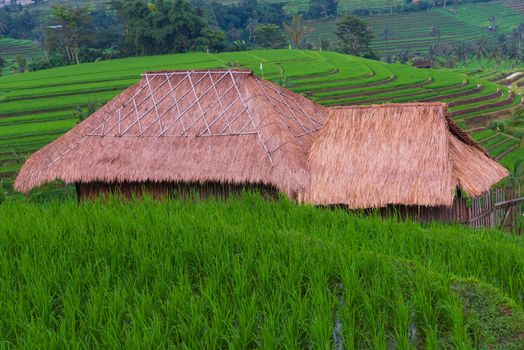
(429, 26, 441, 43)
(284, 14, 312, 49)
(382, 29, 393, 61)
(490, 46, 503, 69)
(474, 39, 488, 60)
(511, 24, 524, 54)
(508, 159, 523, 190)
(246, 18, 258, 45)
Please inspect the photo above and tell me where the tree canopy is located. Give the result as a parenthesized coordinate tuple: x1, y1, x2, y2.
(335, 15, 375, 58)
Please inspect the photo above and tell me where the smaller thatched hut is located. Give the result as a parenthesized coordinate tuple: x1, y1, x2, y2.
(412, 60, 434, 69)
(307, 103, 509, 222)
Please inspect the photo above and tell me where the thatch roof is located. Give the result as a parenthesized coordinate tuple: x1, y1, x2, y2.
(15, 71, 508, 208)
(14, 69, 327, 199)
(307, 103, 509, 208)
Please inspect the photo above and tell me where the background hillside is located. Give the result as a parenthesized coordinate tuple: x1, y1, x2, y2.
(1, 0, 522, 67)
(307, 0, 524, 57)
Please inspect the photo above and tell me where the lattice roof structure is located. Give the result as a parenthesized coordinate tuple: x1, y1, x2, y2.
(15, 69, 327, 199)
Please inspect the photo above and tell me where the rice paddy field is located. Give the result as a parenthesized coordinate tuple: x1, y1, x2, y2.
(0, 194, 523, 348)
(217, 0, 405, 14)
(0, 49, 521, 196)
(0, 38, 43, 76)
(307, 0, 524, 56)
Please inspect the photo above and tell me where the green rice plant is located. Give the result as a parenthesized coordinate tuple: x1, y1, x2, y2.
(290, 52, 373, 86)
(0, 119, 77, 138)
(501, 145, 524, 170)
(489, 138, 520, 158)
(0, 90, 120, 115)
(471, 129, 497, 142)
(0, 195, 522, 347)
(481, 133, 510, 149)
(0, 111, 75, 126)
(2, 79, 139, 102)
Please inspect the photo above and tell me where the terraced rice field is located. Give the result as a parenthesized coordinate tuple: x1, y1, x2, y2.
(307, 0, 523, 56)
(217, 0, 405, 14)
(0, 49, 521, 194)
(0, 38, 43, 76)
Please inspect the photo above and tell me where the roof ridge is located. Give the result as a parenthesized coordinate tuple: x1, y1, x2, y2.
(328, 102, 447, 110)
(142, 69, 253, 75)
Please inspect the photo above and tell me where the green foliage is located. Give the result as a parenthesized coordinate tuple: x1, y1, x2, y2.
(15, 55, 25, 73)
(320, 38, 330, 51)
(284, 14, 311, 49)
(335, 15, 374, 57)
(73, 100, 102, 122)
(114, 0, 208, 55)
(306, 0, 338, 19)
(307, 1, 524, 62)
(0, 196, 523, 347)
(452, 279, 524, 349)
(0, 182, 5, 204)
(199, 28, 228, 53)
(255, 24, 287, 49)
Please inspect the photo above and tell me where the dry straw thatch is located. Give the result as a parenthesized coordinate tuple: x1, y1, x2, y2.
(15, 71, 508, 208)
(307, 103, 509, 208)
(14, 69, 327, 199)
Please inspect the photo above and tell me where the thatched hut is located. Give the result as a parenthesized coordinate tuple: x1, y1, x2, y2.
(307, 103, 509, 222)
(412, 60, 434, 69)
(14, 69, 327, 200)
(14, 70, 509, 223)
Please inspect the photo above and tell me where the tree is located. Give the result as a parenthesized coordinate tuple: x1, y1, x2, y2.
(382, 29, 393, 61)
(44, 5, 94, 64)
(200, 28, 228, 52)
(307, 0, 337, 19)
(429, 25, 441, 43)
(511, 24, 524, 56)
(0, 180, 5, 205)
(206, 0, 289, 47)
(320, 39, 330, 51)
(16, 55, 26, 72)
(255, 23, 286, 48)
(0, 6, 37, 39)
(0, 57, 5, 75)
(335, 15, 374, 57)
(246, 18, 258, 44)
(115, 0, 208, 55)
(474, 39, 488, 60)
(284, 14, 311, 49)
(490, 46, 503, 69)
(508, 159, 523, 189)
(398, 46, 410, 63)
